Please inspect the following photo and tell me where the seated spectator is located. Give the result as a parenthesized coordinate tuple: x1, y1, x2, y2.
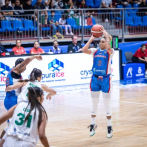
(0, 12, 5, 20)
(115, 0, 122, 7)
(49, 11, 64, 39)
(130, 0, 140, 6)
(100, 0, 113, 22)
(11, 0, 23, 7)
(68, 35, 82, 53)
(138, 0, 147, 16)
(23, 0, 35, 20)
(30, 41, 45, 54)
(44, 0, 51, 9)
(0, 42, 8, 53)
(1, 0, 13, 20)
(12, 40, 26, 55)
(121, 0, 131, 6)
(132, 44, 147, 76)
(65, 0, 77, 17)
(51, 0, 64, 9)
(78, 0, 88, 8)
(59, 15, 73, 36)
(50, 40, 62, 54)
(13, 0, 24, 17)
(33, 0, 48, 25)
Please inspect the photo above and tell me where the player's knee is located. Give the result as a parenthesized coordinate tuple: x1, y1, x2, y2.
(91, 91, 100, 98)
(91, 97, 99, 115)
(102, 93, 112, 117)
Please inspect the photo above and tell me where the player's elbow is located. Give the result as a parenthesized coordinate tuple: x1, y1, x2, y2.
(52, 90, 57, 95)
(39, 134, 46, 140)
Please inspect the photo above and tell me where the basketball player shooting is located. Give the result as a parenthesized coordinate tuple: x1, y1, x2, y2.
(82, 25, 114, 138)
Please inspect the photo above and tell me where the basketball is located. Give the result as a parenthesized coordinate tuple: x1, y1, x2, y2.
(91, 24, 103, 38)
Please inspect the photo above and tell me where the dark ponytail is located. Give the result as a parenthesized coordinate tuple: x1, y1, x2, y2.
(19, 68, 42, 82)
(24, 87, 48, 128)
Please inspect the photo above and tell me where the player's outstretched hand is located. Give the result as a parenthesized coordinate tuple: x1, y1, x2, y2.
(46, 93, 52, 100)
(35, 55, 42, 61)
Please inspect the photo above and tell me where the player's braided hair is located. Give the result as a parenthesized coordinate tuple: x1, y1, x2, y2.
(24, 87, 48, 128)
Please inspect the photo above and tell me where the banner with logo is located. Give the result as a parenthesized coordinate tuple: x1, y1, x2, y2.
(0, 51, 120, 91)
(123, 63, 145, 80)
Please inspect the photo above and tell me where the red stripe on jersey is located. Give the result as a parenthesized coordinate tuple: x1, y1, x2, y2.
(93, 49, 98, 58)
(106, 51, 110, 75)
(108, 76, 111, 93)
(90, 79, 92, 91)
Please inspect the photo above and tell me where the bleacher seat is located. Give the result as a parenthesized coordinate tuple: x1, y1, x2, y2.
(141, 16, 147, 26)
(125, 17, 133, 25)
(24, 20, 37, 31)
(92, 17, 96, 25)
(133, 3, 139, 12)
(125, 4, 132, 12)
(116, 5, 123, 8)
(1, 20, 16, 32)
(85, 0, 95, 7)
(31, 0, 44, 6)
(128, 11, 136, 18)
(12, 20, 28, 31)
(55, 11, 62, 22)
(93, 0, 101, 8)
(0, 28, 5, 32)
(67, 18, 81, 29)
(131, 16, 143, 27)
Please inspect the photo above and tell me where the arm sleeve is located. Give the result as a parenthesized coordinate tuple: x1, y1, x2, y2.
(110, 48, 115, 57)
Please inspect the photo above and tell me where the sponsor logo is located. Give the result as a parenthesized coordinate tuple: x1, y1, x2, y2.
(0, 62, 10, 82)
(48, 59, 64, 72)
(42, 59, 65, 81)
(126, 67, 133, 78)
(80, 70, 92, 79)
(136, 67, 144, 77)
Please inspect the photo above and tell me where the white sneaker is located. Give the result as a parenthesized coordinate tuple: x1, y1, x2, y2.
(70, 32, 74, 35)
(105, 18, 109, 22)
(66, 32, 69, 35)
(107, 126, 113, 138)
(88, 124, 97, 137)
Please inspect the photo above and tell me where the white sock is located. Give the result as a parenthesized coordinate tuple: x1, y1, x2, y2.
(91, 117, 96, 125)
(107, 119, 112, 126)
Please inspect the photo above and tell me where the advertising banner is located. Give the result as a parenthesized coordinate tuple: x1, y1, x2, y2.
(123, 63, 145, 80)
(0, 51, 120, 91)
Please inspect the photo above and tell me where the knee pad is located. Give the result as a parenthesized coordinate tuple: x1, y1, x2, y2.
(91, 91, 100, 115)
(102, 92, 111, 116)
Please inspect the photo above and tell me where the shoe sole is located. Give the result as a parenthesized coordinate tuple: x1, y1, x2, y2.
(107, 135, 113, 139)
(90, 132, 95, 137)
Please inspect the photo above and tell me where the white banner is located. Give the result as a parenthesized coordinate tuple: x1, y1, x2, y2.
(0, 51, 120, 91)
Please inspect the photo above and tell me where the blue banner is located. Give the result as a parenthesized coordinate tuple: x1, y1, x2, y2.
(123, 63, 145, 80)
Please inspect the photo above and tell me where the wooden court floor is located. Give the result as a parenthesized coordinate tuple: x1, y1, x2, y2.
(0, 84, 147, 147)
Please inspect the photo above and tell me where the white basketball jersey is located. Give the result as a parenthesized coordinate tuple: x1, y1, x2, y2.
(6, 102, 39, 144)
(17, 81, 41, 103)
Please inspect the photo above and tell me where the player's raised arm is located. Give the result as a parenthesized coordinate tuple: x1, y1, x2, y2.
(82, 35, 96, 54)
(101, 27, 113, 54)
(13, 55, 42, 74)
(5, 82, 24, 91)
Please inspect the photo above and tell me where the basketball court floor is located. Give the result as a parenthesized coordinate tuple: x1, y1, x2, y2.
(0, 78, 147, 147)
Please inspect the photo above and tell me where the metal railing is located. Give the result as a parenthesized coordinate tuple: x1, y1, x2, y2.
(0, 7, 147, 43)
